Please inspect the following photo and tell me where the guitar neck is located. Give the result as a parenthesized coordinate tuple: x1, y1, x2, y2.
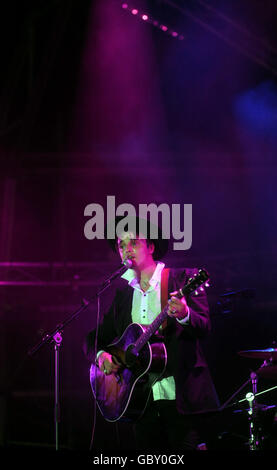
(133, 304, 169, 354)
(132, 268, 209, 355)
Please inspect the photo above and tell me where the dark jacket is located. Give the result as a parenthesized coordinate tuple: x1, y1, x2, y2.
(84, 267, 220, 415)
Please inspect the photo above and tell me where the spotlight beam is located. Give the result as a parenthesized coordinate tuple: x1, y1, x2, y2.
(161, 0, 277, 76)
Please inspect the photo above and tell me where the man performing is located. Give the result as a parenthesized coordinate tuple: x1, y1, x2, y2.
(84, 216, 219, 450)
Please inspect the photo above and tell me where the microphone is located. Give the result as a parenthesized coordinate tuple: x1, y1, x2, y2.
(102, 258, 133, 286)
(123, 258, 133, 269)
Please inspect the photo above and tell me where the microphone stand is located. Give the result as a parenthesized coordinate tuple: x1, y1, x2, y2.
(27, 261, 130, 451)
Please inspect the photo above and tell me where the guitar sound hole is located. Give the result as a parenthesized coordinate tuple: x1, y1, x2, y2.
(125, 344, 138, 368)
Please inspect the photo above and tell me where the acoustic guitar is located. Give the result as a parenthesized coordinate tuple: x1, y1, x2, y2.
(90, 268, 209, 422)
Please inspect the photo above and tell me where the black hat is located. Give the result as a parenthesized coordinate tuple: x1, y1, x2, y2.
(105, 215, 169, 260)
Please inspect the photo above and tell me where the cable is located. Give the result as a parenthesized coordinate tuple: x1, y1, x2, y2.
(89, 294, 101, 451)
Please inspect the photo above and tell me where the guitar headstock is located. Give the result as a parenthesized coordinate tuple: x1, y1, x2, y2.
(178, 268, 210, 297)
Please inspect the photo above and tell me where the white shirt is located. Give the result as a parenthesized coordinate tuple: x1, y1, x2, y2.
(121, 262, 189, 401)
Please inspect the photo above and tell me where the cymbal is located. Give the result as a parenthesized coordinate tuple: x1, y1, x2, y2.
(238, 348, 277, 360)
(233, 404, 276, 413)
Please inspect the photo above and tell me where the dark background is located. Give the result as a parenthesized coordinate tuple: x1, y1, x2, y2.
(0, 0, 277, 451)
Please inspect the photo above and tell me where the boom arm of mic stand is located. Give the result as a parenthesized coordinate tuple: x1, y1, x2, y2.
(27, 266, 127, 357)
(28, 297, 92, 357)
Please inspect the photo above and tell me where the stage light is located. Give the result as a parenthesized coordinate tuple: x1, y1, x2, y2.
(121, 3, 184, 42)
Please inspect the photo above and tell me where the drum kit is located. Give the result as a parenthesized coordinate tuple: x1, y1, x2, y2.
(219, 346, 277, 450)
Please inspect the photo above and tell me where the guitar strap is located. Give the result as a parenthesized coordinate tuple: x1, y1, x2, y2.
(160, 267, 170, 330)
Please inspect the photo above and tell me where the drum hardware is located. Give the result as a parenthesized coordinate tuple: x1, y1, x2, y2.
(245, 384, 261, 450)
(236, 385, 277, 405)
(236, 347, 277, 450)
(245, 372, 259, 450)
(233, 403, 276, 413)
(238, 348, 277, 381)
(221, 384, 277, 451)
(218, 347, 277, 450)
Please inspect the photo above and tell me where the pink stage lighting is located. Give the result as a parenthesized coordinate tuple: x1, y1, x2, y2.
(121, 3, 183, 41)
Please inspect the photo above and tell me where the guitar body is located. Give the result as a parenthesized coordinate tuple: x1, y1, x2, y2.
(89, 269, 209, 423)
(90, 323, 167, 422)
